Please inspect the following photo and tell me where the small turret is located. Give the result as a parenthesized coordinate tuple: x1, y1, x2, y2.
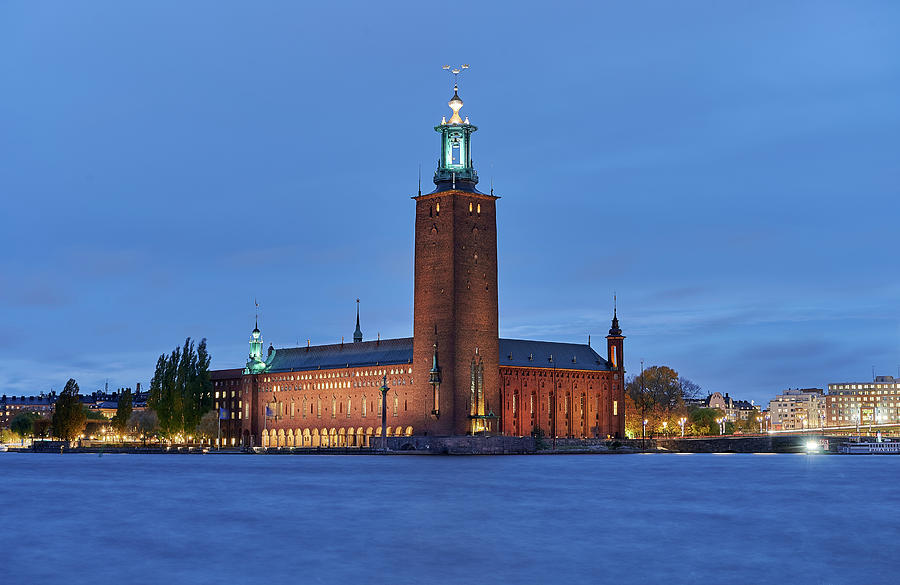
(606, 296, 625, 372)
(353, 298, 363, 343)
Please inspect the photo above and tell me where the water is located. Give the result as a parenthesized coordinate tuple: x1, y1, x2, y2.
(1, 453, 897, 585)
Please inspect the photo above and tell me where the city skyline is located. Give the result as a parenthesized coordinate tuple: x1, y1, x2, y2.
(2, 2, 898, 405)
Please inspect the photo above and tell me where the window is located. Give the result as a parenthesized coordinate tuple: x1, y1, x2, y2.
(317, 398, 322, 418)
(393, 394, 399, 417)
(347, 397, 351, 418)
(613, 400, 618, 416)
(362, 395, 367, 417)
(332, 396, 337, 418)
(378, 394, 383, 415)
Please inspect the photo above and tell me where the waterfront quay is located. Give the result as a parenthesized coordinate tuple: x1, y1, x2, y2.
(6, 433, 878, 455)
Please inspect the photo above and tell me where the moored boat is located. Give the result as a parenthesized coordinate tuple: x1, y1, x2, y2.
(838, 441, 900, 454)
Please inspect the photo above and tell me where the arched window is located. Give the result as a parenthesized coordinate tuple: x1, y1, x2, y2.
(393, 394, 398, 417)
(347, 397, 351, 418)
(362, 395, 367, 417)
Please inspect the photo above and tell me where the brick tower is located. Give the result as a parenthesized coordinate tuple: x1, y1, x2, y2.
(413, 82, 500, 436)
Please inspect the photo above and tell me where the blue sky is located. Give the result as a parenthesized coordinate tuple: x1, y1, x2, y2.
(1, 2, 898, 405)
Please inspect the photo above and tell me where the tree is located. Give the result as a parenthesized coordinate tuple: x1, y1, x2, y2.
(83, 406, 107, 421)
(112, 388, 133, 436)
(689, 408, 724, 436)
(52, 379, 87, 443)
(32, 417, 51, 438)
(196, 410, 219, 442)
(625, 366, 700, 437)
(128, 410, 159, 445)
(10, 412, 35, 445)
(147, 338, 213, 440)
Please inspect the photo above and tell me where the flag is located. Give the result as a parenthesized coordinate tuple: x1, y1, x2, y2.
(219, 408, 228, 420)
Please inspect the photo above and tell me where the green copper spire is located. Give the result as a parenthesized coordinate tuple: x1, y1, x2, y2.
(434, 83, 478, 192)
(245, 315, 267, 374)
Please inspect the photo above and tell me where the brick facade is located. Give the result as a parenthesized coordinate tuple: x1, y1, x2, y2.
(223, 87, 625, 447)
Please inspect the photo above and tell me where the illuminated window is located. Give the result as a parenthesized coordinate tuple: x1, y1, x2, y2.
(317, 398, 322, 418)
(477, 203, 481, 214)
(332, 396, 336, 418)
(362, 395, 367, 417)
(393, 394, 399, 417)
(436, 202, 440, 214)
(613, 400, 618, 416)
(469, 202, 473, 212)
(347, 397, 351, 417)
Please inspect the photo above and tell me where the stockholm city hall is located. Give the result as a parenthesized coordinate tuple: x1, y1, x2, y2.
(210, 80, 626, 448)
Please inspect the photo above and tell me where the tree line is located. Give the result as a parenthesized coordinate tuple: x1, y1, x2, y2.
(3, 337, 214, 446)
(147, 337, 213, 439)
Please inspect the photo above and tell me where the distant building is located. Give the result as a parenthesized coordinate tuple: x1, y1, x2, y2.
(0, 394, 54, 428)
(768, 388, 825, 430)
(704, 392, 760, 422)
(826, 376, 900, 428)
(1, 385, 147, 429)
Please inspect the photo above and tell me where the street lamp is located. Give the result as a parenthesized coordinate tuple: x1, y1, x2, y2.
(717, 417, 725, 435)
(679, 417, 686, 437)
(642, 418, 647, 449)
(662, 421, 668, 438)
(765, 414, 770, 433)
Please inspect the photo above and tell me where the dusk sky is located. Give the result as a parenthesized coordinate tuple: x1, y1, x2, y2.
(1, 2, 898, 405)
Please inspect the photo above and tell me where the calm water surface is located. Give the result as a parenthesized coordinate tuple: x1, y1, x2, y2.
(1, 453, 897, 585)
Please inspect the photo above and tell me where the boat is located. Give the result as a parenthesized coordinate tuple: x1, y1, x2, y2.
(0, 445, 8, 452)
(838, 441, 900, 454)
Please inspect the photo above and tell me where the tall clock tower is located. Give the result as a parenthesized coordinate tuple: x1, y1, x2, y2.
(413, 84, 500, 436)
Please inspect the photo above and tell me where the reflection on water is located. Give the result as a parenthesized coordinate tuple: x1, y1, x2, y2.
(2, 453, 897, 585)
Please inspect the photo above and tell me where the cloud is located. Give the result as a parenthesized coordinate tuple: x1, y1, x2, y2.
(0, 280, 70, 307)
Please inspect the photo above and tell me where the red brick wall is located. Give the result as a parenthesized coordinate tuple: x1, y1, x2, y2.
(499, 367, 625, 439)
(412, 189, 500, 436)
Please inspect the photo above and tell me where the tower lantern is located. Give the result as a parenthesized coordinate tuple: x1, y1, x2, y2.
(245, 316, 267, 374)
(434, 80, 478, 191)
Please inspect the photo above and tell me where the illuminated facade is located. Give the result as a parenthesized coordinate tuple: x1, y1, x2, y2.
(768, 388, 825, 430)
(214, 84, 625, 447)
(826, 376, 900, 428)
